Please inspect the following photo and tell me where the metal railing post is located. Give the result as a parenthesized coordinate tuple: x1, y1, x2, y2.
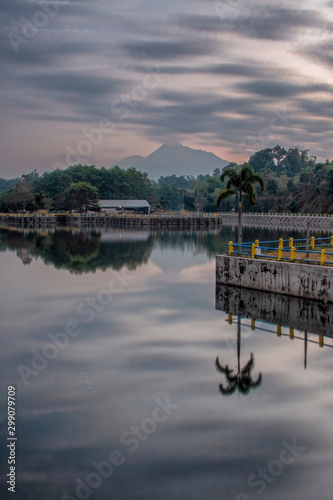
(311, 236, 315, 249)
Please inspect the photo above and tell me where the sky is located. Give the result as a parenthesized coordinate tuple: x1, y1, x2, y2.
(1, 0, 333, 178)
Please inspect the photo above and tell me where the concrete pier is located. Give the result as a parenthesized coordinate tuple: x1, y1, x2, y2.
(216, 255, 333, 302)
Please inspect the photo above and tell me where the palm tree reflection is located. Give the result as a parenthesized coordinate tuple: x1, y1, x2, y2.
(216, 316, 262, 396)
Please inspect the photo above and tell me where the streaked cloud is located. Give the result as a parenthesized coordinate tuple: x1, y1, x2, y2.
(1, 0, 333, 176)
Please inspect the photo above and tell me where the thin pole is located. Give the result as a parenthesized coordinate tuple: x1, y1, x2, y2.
(304, 331, 308, 370)
(306, 217, 310, 260)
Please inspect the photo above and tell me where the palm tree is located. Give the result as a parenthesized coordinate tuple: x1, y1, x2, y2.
(215, 316, 262, 396)
(216, 163, 264, 245)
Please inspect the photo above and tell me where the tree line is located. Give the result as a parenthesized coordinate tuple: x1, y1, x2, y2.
(1, 145, 333, 213)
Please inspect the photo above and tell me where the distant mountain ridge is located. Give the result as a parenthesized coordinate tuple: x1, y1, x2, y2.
(112, 142, 229, 179)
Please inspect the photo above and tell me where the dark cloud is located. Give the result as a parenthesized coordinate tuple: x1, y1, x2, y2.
(152, 62, 296, 80)
(237, 80, 332, 98)
(0, 37, 105, 66)
(1, 69, 128, 122)
(301, 39, 333, 70)
(0, 0, 333, 173)
(177, 8, 326, 41)
(121, 39, 216, 60)
(298, 97, 333, 120)
(154, 89, 263, 115)
(24, 71, 124, 96)
(0, 0, 107, 21)
(120, 97, 267, 144)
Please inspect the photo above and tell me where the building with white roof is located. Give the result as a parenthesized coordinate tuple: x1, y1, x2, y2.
(99, 200, 150, 214)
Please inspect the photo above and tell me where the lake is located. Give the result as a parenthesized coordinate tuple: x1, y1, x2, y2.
(0, 225, 332, 500)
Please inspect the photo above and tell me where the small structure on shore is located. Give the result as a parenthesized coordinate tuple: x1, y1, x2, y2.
(99, 199, 150, 214)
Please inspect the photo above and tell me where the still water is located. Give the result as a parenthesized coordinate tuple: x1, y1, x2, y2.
(0, 225, 332, 500)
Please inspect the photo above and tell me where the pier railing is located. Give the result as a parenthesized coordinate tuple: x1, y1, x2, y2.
(227, 236, 333, 266)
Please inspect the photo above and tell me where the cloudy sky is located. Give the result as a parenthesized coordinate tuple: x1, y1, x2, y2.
(1, 0, 333, 178)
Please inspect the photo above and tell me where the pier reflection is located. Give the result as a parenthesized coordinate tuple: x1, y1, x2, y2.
(216, 284, 333, 370)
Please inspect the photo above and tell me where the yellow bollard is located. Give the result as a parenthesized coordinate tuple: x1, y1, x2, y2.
(310, 236, 315, 249)
(331, 235, 333, 247)
(278, 246, 283, 261)
(289, 328, 294, 340)
(319, 335, 324, 348)
(279, 238, 283, 249)
(228, 313, 233, 325)
(251, 318, 255, 331)
(255, 239, 259, 247)
(252, 244, 256, 258)
(228, 241, 233, 255)
(277, 324, 281, 337)
(290, 247, 296, 262)
(320, 249, 326, 265)
(289, 237, 293, 248)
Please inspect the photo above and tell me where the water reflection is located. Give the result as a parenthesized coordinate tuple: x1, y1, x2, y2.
(0, 224, 323, 275)
(216, 284, 333, 370)
(0, 226, 239, 274)
(0, 226, 154, 273)
(1, 228, 333, 499)
(216, 315, 262, 395)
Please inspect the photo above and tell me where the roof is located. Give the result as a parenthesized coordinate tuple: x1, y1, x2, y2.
(101, 231, 150, 242)
(99, 199, 150, 208)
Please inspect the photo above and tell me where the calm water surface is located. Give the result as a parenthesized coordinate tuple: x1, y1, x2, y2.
(0, 225, 332, 500)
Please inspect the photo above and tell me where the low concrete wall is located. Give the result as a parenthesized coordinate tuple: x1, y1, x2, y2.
(216, 284, 333, 337)
(65, 215, 222, 229)
(221, 213, 333, 230)
(216, 255, 333, 302)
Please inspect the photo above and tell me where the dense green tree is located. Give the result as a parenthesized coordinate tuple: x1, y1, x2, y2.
(287, 179, 297, 193)
(1, 173, 37, 211)
(64, 182, 99, 212)
(249, 148, 275, 173)
(0, 177, 19, 194)
(267, 178, 278, 194)
(280, 146, 309, 176)
(272, 145, 287, 166)
(157, 183, 183, 210)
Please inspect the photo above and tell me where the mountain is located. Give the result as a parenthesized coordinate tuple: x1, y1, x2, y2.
(113, 141, 229, 179)
(115, 155, 145, 169)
